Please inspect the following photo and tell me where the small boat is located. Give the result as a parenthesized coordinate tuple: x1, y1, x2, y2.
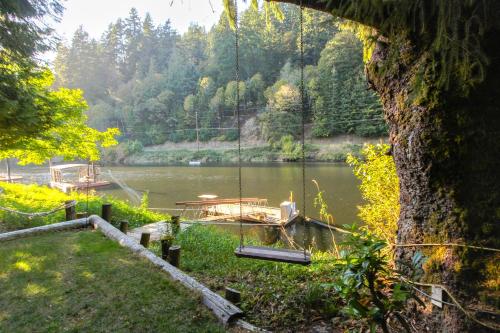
(49, 163, 111, 193)
(189, 161, 202, 166)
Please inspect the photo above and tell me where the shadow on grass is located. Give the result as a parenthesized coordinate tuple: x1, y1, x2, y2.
(0, 230, 222, 333)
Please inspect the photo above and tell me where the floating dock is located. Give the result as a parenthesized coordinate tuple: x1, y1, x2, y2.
(50, 164, 112, 193)
(176, 197, 299, 226)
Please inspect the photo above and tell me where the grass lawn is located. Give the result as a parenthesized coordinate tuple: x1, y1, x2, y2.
(0, 230, 223, 333)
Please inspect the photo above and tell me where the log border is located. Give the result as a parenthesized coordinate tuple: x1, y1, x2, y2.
(0, 218, 89, 242)
(0, 216, 259, 329)
(88, 215, 244, 325)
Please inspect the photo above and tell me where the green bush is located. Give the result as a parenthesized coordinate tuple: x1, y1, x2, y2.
(277, 135, 302, 161)
(327, 226, 424, 333)
(124, 140, 144, 156)
(347, 144, 399, 243)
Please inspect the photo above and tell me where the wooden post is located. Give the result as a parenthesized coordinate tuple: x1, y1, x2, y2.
(225, 287, 241, 305)
(171, 215, 180, 235)
(101, 203, 112, 222)
(140, 232, 151, 248)
(161, 240, 171, 260)
(168, 245, 181, 267)
(119, 221, 129, 234)
(65, 201, 76, 221)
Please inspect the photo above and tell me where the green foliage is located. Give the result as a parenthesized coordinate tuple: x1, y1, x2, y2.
(0, 182, 168, 232)
(0, 70, 119, 165)
(0, 0, 64, 148)
(240, 1, 495, 99)
(347, 144, 400, 242)
(327, 226, 424, 333)
(261, 83, 301, 143)
(52, 4, 386, 153)
(312, 31, 386, 138)
(275, 135, 302, 161)
(124, 140, 144, 155)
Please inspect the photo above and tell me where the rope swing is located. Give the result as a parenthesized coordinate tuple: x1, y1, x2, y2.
(234, 1, 311, 265)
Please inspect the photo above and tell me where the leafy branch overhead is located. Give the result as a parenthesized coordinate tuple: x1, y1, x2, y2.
(0, 70, 120, 164)
(227, 0, 497, 98)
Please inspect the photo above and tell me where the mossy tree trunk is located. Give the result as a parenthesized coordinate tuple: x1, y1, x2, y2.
(270, 1, 500, 331)
(365, 32, 500, 331)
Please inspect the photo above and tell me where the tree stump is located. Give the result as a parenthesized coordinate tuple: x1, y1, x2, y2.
(171, 215, 180, 236)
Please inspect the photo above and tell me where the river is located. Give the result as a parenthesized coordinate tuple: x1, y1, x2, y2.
(12, 163, 362, 251)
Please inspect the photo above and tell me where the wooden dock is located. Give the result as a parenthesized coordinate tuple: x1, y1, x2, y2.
(176, 197, 299, 226)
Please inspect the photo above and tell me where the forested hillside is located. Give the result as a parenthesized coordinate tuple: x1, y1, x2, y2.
(53, 5, 386, 148)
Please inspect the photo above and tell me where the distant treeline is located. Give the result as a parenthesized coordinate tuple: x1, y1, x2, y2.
(53, 4, 386, 147)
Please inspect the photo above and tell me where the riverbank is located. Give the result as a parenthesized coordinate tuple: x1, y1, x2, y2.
(107, 137, 386, 166)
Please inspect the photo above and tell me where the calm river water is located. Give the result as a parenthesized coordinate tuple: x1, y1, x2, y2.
(13, 163, 362, 251)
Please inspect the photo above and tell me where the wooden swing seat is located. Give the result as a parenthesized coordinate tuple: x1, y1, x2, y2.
(235, 245, 311, 265)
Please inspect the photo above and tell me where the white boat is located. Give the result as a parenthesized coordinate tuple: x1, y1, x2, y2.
(189, 161, 202, 166)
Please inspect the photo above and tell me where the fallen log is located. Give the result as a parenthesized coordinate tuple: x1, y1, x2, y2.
(0, 219, 89, 242)
(89, 215, 243, 324)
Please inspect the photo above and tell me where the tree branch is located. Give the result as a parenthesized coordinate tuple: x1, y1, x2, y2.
(267, 0, 385, 29)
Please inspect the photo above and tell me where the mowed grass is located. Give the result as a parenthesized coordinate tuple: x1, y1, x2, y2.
(0, 230, 223, 333)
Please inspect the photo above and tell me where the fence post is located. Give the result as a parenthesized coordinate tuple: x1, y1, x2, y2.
(101, 203, 112, 222)
(140, 232, 151, 248)
(65, 201, 76, 221)
(119, 221, 129, 234)
(168, 245, 181, 267)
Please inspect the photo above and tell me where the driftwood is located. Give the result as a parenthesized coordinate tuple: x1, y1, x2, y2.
(0, 219, 89, 242)
(89, 215, 243, 324)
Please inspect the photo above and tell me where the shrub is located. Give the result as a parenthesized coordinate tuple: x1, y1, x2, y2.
(124, 140, 144, 156)
(347, 144, 399, 243)
(328, 226, 424, 333)
(278, 135, 302, 161)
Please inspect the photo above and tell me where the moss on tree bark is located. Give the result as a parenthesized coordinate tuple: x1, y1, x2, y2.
(267, 1, 500, 331)
(364, 30, 500, 331)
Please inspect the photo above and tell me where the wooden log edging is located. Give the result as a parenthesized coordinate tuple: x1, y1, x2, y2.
(88, 215, 244, 325)
(0, 218, 90, 242)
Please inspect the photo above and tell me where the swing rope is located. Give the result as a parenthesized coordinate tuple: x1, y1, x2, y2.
(299, 0, 307, 259)
(236, 1, 308, 259)
(235, 0, 244, 251)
